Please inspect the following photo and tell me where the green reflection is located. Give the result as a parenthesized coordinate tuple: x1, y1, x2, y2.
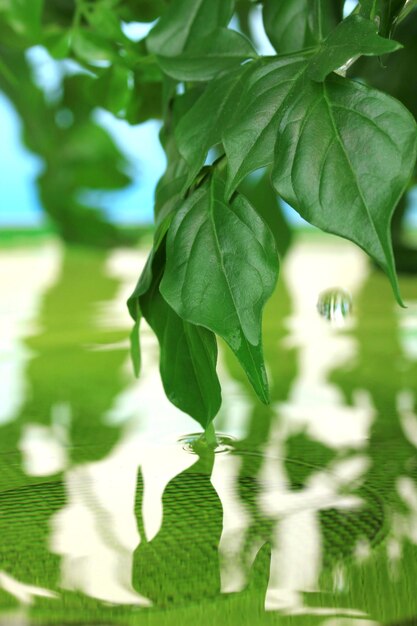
(0, 247, 128, 614)
(0, 248, 127, 469)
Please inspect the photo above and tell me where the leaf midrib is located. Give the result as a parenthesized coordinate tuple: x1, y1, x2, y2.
(225, 60, 309, 194)
(208, 180, 244, 340)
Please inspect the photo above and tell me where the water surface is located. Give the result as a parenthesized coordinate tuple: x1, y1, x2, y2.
(1, 234, 417, 625)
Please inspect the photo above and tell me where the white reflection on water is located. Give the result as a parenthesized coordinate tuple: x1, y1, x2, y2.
(259, 430, 368, 614)
(19, 421, 68, 476)
(320, 617, 382, 626)
(212, 424, 369, 615)
(0, 571, 57, 605)
(280, 238, 373, 450)
(0, 243, 61, 425)
(213, 239, 372, 615)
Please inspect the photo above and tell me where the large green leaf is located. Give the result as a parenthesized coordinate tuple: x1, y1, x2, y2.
(140, 252, 222, 428)
(146, 0, 235, 56)
(223, 56, 311, 196)
(160, 177, 279, 402)
(223, 17, 403, 194)
(157, 27, 257, 82)
(262, 0, 344, 53)
(272, 74, 417, 303)
(173, 14, 403, 197)
(308, 15, 402, 81)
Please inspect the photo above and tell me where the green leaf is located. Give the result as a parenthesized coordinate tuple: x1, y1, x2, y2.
(272, 74, 417, 303)
(176, 16, 402, 192)
(6, 0, 43, 41)
(223, 56, 311, 197)
(124, 65, 164, 124)
(175, 64, 251, 188)
(126, 129, 189, 378)
(146, 0, 235, 56)
(91, 65, 132, 116)
(262, 0, 344, 52)
(118, 0, 168, 23)
(71, 29, 116, 63)
(154, 171, 188, 224)
(155, 97, 200, 220)
(141, 251, 221, 428)
(239, 170, 293, 258)
(263, 0, 315, 52)
(83, 3, 126, 41)
(160, 177, 279, 402)
(204, 50, 416, 301)
(42, 28, 71, 59)
(127, 211, 174, 321)
(157, 28, 257, 82)
(308, 15, 402, 81)
(129, 315, 141, 378)
(126, 207, 176, 379)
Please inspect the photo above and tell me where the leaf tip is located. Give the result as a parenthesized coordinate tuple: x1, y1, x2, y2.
(388, 265, 405, 308)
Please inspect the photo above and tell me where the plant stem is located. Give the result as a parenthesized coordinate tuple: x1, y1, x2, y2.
(204, 422, 217, 448)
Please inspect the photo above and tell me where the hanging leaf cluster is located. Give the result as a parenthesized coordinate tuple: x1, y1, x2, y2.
(129, 0, 417, 427)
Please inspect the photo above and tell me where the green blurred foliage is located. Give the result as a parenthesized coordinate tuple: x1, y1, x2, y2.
(0, 0, 165, 245)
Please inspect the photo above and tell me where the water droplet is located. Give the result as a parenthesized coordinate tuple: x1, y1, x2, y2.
(317, 288, 352, 325)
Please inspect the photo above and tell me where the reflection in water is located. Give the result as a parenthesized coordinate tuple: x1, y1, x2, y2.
(0, 236, 416, 624)
(0, 244, 61, 427)
(328, 268, 417, 623)
(50, 438, 197, 605)
(0, 572, 57, 605)
(212, 239, 374, 617)
(0, 244, 137, 613)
